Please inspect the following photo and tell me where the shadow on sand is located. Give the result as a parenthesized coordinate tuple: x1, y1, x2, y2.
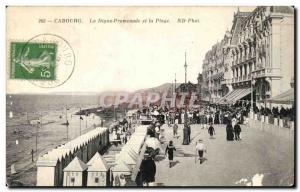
(170, 160, 180, 168)
(190, 132, 202, 142)
(195, 157, 208, 164)
(155, 155, 166, 162)
(175, 148, 197, 157)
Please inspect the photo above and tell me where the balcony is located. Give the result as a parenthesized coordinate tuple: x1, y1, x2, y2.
(232, 77, 238, 83)
(221, 79, 231, 85)
(231, 74, 252, 84)
(251, 68, 281, 79)
(212, 84, 222, 91)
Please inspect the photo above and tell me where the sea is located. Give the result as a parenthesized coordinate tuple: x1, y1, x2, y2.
(6, 94, 104, 186)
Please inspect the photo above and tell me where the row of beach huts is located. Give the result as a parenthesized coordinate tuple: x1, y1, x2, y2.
(36, 125, 149, 187)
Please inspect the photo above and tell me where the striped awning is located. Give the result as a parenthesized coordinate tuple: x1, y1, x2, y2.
(265, 89, 294, 104)
(217, 88, 251, 104)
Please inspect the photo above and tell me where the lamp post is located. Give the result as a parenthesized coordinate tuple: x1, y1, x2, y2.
(36, 121, 39, 160)
(85, 112, 88, 130)
(65, 105, 69, 142)
(79, 107, 82, 136)
(250, 75, 255, 119)
(36, 112, 42, 161)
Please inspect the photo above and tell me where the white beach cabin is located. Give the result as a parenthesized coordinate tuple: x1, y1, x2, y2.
(63, 157, 88, 187)
(87, 152, 110, 186)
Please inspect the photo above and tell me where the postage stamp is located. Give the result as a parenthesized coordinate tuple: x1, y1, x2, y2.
(10, 42, 57, 80)
(9, 34, 75, 88)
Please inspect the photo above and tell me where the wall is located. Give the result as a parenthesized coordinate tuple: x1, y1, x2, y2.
(63, 171, 83, 187)
(279, 14, 294, 94)
(36, 167, 55, 186)
(87, 171, 107, 186)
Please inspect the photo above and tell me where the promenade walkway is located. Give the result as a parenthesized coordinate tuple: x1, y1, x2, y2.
(155, 123, 294, 186)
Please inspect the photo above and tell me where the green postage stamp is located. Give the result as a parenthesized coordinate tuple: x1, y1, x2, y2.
(10, 42, 56, 80)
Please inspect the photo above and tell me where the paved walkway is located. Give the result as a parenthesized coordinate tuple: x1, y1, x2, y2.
(155, 123, 294, 186)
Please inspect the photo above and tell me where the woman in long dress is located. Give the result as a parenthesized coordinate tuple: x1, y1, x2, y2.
(214, 112, 220, 124)
(226, 123, 234, 141)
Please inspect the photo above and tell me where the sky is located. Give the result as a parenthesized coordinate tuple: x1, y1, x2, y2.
(6, 6, 255, 94)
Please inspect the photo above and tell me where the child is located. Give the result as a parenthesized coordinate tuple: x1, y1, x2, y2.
(208, 123, 215, 138)
(195, 139, 207, 164)
(165, 141, 176, 167)
(172, 122, 178, 138)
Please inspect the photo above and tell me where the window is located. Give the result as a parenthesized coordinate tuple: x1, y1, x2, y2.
(95, 177, 99, 183)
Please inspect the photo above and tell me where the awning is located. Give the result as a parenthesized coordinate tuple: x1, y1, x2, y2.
(217, 88, 251, 104)
(266, 89, 294, 104)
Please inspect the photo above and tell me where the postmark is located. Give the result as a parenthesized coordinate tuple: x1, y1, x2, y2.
(9, 34, 75, 88)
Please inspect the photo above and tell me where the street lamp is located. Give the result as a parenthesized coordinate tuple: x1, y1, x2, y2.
(36, 121, 39, 160)
(65, 105, 70, 142)
(85, 112, 88, 130)
(250, 75, 254, 119)
(36, 112, 42, 161)
(79, 107, 82, 135)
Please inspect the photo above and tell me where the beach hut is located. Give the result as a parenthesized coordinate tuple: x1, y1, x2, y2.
(36, 127, 109, 186)
(87, 152, 110, 186)
(111, 160, 132, 186)
(121, 146, 139, 160)
(36, 155, 58, 186)
(116, 150, 137, 170)
(63, 157, 88, 187)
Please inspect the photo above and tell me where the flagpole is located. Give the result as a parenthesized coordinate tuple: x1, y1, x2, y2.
(86, 112, 88, 130)
(66, 105, 68, 122)
(66, 105, 68, 142)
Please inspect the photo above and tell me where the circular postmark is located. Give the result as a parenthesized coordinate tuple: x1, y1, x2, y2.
(20, 33, 75, 88)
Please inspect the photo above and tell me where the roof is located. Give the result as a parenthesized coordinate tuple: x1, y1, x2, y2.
(176, 82, 197, 92)
(266, 89, 294, 104)
(110, 124, 148, 178)
(271, 6, 294, 14)
(134, 125, 148, 134)
(230, 11, 251, 45)
(130, 144, 147, 180)
(64, 157, 88, 172)
(37, 127, 108, 167)
(112, 160, 131, 173)
(122, 146, 139, 159)
(116, 150, 137, 165)
(87, 152, 110, 171)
